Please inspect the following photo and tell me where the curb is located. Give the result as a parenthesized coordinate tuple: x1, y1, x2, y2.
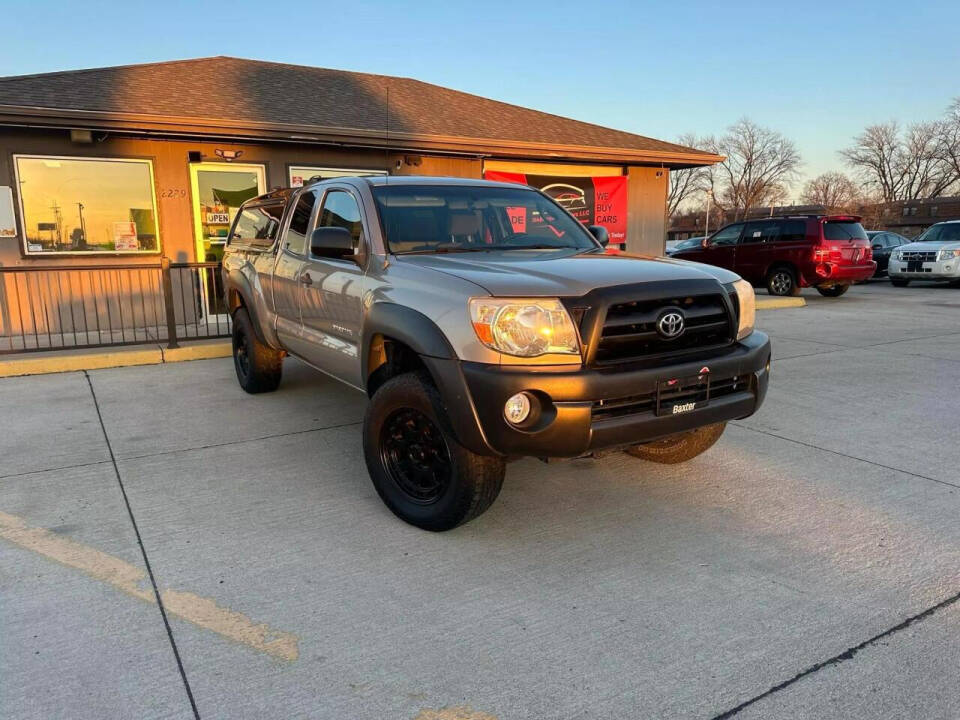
(0, 339, 231, 378)
(756, 297, 806, 310)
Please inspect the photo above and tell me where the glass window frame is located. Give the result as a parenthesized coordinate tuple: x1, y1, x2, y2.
(13, 154, 161, 257)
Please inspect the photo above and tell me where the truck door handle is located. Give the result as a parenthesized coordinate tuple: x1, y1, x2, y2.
(300, 273, 313, 285)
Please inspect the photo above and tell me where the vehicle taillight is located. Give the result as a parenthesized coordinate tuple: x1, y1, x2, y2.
(863, 246, 873, 261)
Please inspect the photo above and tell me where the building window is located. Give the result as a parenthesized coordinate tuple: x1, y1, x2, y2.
(930, 206, 938, 217)
(288, 166, 386, 188)
(14, 155, 159, 255)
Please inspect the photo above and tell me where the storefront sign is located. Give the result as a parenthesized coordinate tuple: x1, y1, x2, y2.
(113, 221, 139, 251)
(205, 211, 231, 225)
(484, 171, 628, 245)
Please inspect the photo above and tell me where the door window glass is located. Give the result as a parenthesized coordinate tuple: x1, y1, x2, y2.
(710, 224, 743, 246)
(230, 203, 284, 249)
(318, 190, 364, 251)
(741, 221, 778, 244)
(284, 190, 318, 255)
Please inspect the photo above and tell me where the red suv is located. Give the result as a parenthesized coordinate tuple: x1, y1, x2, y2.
(672, 215, 876, 296)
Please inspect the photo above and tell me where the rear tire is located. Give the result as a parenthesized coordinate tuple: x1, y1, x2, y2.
(363, 373, 505, 531)
(766, 266, 801, 296)
(816, 284, 850, 297)
(624, 422, 726, 464)
(890, 278, 910, 287)
(232, 308, 283, 394)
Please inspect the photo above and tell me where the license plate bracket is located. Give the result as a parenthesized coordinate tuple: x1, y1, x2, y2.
(655, 373, 711, 416)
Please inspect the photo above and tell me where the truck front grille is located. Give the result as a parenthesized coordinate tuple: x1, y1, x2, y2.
(592, 293, 734, 368)
(901, 251, 936, 262)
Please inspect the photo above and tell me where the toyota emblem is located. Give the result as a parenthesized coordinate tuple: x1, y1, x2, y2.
(656, 310, 685, 339)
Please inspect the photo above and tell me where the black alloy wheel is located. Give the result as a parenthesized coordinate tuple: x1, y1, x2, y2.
(380, 407, 453, 504)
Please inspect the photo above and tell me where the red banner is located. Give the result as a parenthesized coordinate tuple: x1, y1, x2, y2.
(484, 171, 628, 245)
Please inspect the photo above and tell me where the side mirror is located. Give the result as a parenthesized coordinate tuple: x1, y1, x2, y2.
(872, 243, 882, 250)
(310, 227, 354, 260)
(587, 225, 610, 246)
(701, 237, 710, 248)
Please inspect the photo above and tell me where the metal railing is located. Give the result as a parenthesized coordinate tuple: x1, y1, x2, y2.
(0, 260, 232, 354)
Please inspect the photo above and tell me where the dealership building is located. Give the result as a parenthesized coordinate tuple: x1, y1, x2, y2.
(0, 56, 720, 269)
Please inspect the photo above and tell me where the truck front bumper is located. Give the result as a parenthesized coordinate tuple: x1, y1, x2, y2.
(425, 331, 771, 459)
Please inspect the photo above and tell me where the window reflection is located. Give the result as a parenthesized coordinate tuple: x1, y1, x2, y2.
(16, 156, 159, 254)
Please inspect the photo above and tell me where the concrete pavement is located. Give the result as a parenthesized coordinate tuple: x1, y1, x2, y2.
(1, 281, 958, 719)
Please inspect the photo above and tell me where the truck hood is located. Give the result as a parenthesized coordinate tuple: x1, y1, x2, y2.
(899, 241, 960, 252)
(394, 249, 740, 297)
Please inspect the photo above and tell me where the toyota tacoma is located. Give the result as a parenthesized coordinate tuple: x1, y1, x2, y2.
(222, 177, 771, 530)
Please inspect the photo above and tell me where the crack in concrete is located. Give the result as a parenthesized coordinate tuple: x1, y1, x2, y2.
(731, 423, 960, 491)
(710, 588, 960, 719)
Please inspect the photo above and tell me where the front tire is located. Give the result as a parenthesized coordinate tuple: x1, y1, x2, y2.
(363, 373, 505, 531)
(816, 284, 850, 297)
(232, 308, 283, 394)
(624, 422, 726, 464)
(890, 278, 910, 287)
(766, 266, 801, 296)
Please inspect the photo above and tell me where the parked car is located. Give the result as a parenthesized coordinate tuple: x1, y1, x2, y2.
(671, 215, 876, 297)
(866, 231, 910, 277)
(887, 220, 960, 287)
(666, 236, 705, 256)
(222, 177, 770, 531)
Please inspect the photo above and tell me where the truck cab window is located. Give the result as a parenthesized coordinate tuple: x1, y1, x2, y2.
(284, 190, 318, 255)
(318, 190, 364, 251)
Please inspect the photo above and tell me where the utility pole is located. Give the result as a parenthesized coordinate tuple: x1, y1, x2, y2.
(77, 202, 86, 247)
(50, 202, 63, 246)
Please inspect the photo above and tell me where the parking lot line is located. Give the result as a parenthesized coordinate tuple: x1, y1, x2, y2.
(0, 509, 299, 662)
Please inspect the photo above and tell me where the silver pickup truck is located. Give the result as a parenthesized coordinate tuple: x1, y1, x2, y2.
(222, 176, 770, 531)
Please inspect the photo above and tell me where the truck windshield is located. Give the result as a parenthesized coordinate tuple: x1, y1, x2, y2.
(371, 185, 598, 254)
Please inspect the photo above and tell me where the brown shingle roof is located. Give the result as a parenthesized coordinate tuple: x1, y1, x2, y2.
(0, 57, 719, 166)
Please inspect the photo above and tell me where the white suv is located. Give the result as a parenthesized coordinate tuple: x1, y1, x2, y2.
(888, 220, 960, 287)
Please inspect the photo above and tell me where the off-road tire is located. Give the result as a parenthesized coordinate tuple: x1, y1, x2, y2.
(232, 308, 283, 394)
(624, 422, 727, 464)
(766, 266, 801, 296)
(363, 372, 505, 531)
(890, 278, 910, 287)
(816, 284, 850, 297)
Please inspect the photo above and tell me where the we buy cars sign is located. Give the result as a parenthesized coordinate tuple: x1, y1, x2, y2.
(484, 171, 628, 245)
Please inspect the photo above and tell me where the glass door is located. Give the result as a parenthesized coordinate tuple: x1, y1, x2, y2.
(188, 163, 265, 320)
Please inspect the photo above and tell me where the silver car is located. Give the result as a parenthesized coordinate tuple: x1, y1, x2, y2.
(887, 220, 960, 287)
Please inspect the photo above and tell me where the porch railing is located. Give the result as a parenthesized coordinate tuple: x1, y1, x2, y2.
(0, 260, 232, 354)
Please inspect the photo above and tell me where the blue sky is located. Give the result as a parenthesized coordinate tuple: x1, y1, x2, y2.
(3, 0, 958, 192)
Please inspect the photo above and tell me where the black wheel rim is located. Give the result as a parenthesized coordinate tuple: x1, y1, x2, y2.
(771, 271, 792, 295)
(235, 332, 250, 379)
(380, 408, 452, 505)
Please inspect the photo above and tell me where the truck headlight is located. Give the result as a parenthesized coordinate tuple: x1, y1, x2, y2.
(894, 249, 904, 261)
(469, 297, 580, 357)
(937, 248, 960, 261)
(733, 279, 755, 341)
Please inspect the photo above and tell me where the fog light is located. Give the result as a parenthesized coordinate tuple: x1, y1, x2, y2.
(504, 392, 532, 425)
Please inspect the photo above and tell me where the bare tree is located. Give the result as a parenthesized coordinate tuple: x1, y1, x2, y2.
(840, 120, 958, 201)
(700, 119, 802, 220)
(939, 98, 960, 186)
(667, 133, 709, 219)
(800, 172, 861, 212)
